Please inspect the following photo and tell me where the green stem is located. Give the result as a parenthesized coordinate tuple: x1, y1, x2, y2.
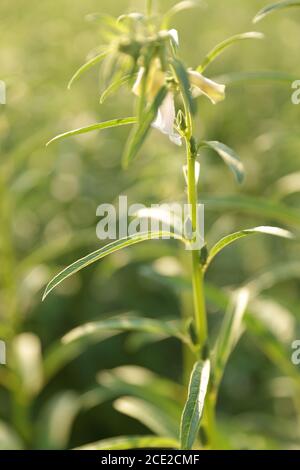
(183, 107, 216, 448)
(184, 118, 207, 351)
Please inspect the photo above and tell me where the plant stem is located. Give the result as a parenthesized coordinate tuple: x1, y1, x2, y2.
(184, 119, 207, 352)
(183, 107, 216, 448)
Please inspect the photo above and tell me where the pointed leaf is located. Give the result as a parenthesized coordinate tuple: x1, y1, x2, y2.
(206, 226, 293, 271)
(205, 284, 300, 384)
(46, 117, 137, 146)
(253, 1, 300, 23)
(35, 392, 80, 450)
(122, 87, 168, 167)
(114, 397, 179, 438)
(171, 59, 196, 115)
(76, 435, 179, 450)
(180, 360, 210, 450)
(12, 333, 43, 397)
(43, 231, 185, 300)
(199, 140, 244, 184)
(213, 289, 250, 388)
(197, 32, 264, 73)
(100, 74, 134, 103)
(68, 50, 109, 89)
(162, 1, 202, 28)
(62, 316, 187, 345)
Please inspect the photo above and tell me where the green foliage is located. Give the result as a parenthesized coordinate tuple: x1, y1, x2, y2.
(67, 50, 109, 89)
(205, 226, 293, 271)
(197, 32, 264, 73)
(77, 435, 179, 450)
(1, 0, 300, 452)
(43, 231, 185, 299)
(254, 1, 300, 23)
(199, 141, 244, 184)
(122, 87, 168, 167)
(180, 360, 210, 449)
(46, 117, 137, 146)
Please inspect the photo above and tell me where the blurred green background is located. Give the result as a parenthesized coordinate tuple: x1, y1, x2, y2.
(1, 0, 300, 450)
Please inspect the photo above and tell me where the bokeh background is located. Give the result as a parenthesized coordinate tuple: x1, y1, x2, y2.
(1, 0, 300, 450)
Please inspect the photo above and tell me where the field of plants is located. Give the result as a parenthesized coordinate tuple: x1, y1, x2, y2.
(1, 0, 300, 451)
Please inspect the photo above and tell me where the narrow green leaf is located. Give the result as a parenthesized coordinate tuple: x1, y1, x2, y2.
(180, 360, 210, 450)
(206, 226, 293, 271)
(253, 1, 300, 23)
(213, 289, 250, 388)
(197, 32, 264, 73)
(67, 50, 109, 89)
(199, 140, 244, 184)
(171, 59, 196, 115)
(43, 231, 185, 300)
(100, 74, 134, 104)
(214, 71, 299, 86)
(206, 283, 300, 385)
(35, 392, 80, 450)
(76, 435, 179, 450)
(162, 1, 202, 28)
(96, 365, 184, 405)
(114, 397, 179, 438)
(12, 333, 43, 397)
(68, 50, 108, 89)
(122, 87, 168, 168)
(62, 316, 186, 345)
(46, 117, 137, 146)
(245, 313, 300, 383)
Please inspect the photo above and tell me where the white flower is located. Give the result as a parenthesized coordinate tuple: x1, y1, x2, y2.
(188, 70, 225, 104)
(132, 60, 181, 145)
(132, 58, 225, 147)
(152, 92, 182, 146)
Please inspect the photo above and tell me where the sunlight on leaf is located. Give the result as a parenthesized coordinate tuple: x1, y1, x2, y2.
(162, 1, 202, 28)
(68, 50, 109, 89)
(76, 435, 179, 450)
(180, 360, 210, 450)
(197, 32, 264, 73)
(35, 392, 80, 450)
(213, 289, 250, 389)
(100, 74, 135, 103)
(43, 231, 185, 300)
(114, 396, 179, 438)
(62, 316, 187, 345)
(205, 226, 293, 271)
(199, 140, 244, 184)
(46, 117, 137, 146)
(253, 1, 300, 23)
